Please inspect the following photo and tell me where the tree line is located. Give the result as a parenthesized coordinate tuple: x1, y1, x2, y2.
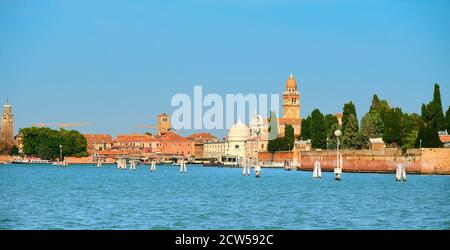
(18, 127, 88, 160)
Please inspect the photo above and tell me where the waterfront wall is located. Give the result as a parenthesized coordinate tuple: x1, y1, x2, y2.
(64, 156, 116, 164)
(259, 148, 450, 175)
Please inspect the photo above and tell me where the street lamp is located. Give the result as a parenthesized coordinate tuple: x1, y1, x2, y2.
(334, 130, 342, 181)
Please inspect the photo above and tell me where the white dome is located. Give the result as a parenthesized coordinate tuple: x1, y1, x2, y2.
(228, 119, 250, 141)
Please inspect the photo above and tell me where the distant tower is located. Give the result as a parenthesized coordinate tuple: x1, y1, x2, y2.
(280, 73, 301, 136)
(157, 113, 171, 135)
(1, 99, 15, 149)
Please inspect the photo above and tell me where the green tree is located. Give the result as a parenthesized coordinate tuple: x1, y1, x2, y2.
(310, 109, 327, 149)
(301, 115, 312, 140)
(327, 123, 340, 150)
(360, 112, 384, 149)
(341, 114, 361, 149)
(267, 124, 294, 152)
(369, 94, 381, 113)
(342, 101, 358, 132)
(383, 107, 403, 147)
(19, 127, 88, 160)
(401, 113, 423, 150)
(284, 124, 295, 151)
(415, 124, 442, 148)
(10, 146, 20, 156)
(445, 106, 450, 132)
(324, 114, 338, 136)
(422, 84, 445, 130)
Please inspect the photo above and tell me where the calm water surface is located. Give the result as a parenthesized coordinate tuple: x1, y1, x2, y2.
(0, 164, 449, 229)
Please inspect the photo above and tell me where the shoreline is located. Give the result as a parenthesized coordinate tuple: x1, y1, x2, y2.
(3, 162, 450, 175)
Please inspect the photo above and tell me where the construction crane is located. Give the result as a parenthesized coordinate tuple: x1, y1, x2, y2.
(32, 122, 93, 128)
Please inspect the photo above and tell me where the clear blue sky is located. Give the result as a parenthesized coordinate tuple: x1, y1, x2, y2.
(1, 0, 449, 138)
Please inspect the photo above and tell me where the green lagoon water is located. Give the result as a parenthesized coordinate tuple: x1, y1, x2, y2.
(0, 164, 449, 229)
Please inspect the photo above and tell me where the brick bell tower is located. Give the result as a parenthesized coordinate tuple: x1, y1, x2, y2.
(157, 113, 171, 135)
(282, 73, 300, 119)
(280, 73, 301, 136)
(1, 99, 15, 149)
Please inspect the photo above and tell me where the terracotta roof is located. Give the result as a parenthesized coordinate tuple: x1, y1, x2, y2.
(186, 132, 217, 141)
(278, 118, 301, 125)
(161, 132, 191, 142)
(114, 134, 160, 143)
(96, 149, 144, 155)
(83, 134, 113, 143)
(439, 135, 450, 143)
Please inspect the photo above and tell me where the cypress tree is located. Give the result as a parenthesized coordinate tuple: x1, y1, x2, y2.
(342, 101, 358, 132)
(401, 113, 422, 150)
(310, 109, 327, 149)
(341, 114, 361, 149)
(422, 84, 445, 131)
(301, 115, 312, 140)
(284, 124, 295, 150)
(445, 106, 450, 132)
(369, 94, 381, 113)
(432, 83, 445, 130)
(415, 124, 442, 148)
(324, 114, 338, 136)
(360, 111, 384, 148)
(383, 107, 403, 147)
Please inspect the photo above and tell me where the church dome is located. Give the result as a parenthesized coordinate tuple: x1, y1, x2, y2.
(286, 72, 297, 91)
(228, 119, 250, 141)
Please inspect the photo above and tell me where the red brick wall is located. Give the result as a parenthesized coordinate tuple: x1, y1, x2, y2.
(64, 156, 116, 164)
(259, 148, 450, 174)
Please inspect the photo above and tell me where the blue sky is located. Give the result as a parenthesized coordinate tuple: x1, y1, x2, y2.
(1, 0, 449, 138)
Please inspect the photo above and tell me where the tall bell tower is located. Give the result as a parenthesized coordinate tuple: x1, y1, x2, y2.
(1, 99, 15, 149)
(282, 73, 300, 119)
(279, 73, 301, 137)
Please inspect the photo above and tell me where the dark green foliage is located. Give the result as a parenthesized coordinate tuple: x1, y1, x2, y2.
(342, 101, 358, 132)
(300, 115, 311, 140)
(327, 123, 340, 150)
(360, 112, 384, 149)
(369, 94, 381, 113)
(383, 107, 403, 147)
(19, 127, 88, 160)
(341, 114, 361, 149)
(324, 114, 338, 136)
(401, 113, 423, 150)
(422, 83, 445, 130)
(267, 124, 294, 152)
(310, 109, 327, 149)
(415, 124, 442, 148)
(10, 146, 20, 156)
(445, 106, 450, 132)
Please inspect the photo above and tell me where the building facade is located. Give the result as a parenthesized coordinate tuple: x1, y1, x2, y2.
(1, 100, 14, 149)
(186, 132, 218, 159)
(159, 132, 194, 158)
